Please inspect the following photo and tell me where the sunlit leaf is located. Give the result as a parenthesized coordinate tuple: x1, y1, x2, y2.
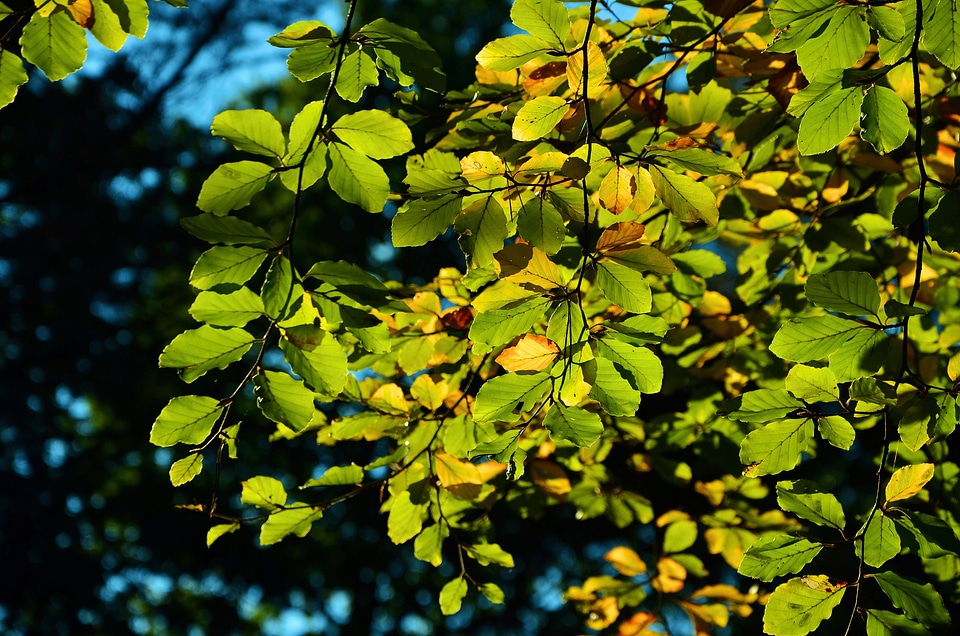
(0, 50, 29, 109)
(496, 334, 560, 372)
(189, 288, 264, 327)
(212, 109, 286, 158)
(197, 161, 275, 215)
(543, 403, 603, 447)
(20, 10, 87, 81)
(327, 142, 390, 212)
(649, 164, 719, 226)
(511, 0, 571, 49)
(512, 95, 569, 141)
(439, 577, 468, 616)
(764, 576, 846, 636)
(885, 463, 935, 503)
(476, 34, 556, 71)
(189, 246, 269, 290)
(805, 271, 881, 318)
(331, 110, 414, 160)
(857, 513, 901, 568)
(776, 481, 845, 530)
(261, 504, 323, 546)
(159, 326, 256, 382)
(169, 454, 203, 486)
(302, 464, 364, 488)
(738, 535, 822, 582)
(872, 571, 951, 628)
(740, 418, 814, 477)
(861, 86, 910, 154)
(150, 396, 223, 447)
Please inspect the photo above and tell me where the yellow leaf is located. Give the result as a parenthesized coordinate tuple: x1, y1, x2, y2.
(656, 510, 692, 526)
(585, 596, 620, 630)
(411, 374, 448, 410)
(599, 165, 637, 214)
(604, 546, 647, 576)
(460, 151, 505, 182)
(652, 556, 686, 593)
(369, 383, 409, 415)
(495, 334, 561, 372)
(435, 452, 483, 499)
(885, 463, 935, 503)
(495, 242, 566, 290)
(529, 459, 572, 498)
(567, 40, 608, 98)
(821, 170, 849, 203)
(524, 61, 568, 97)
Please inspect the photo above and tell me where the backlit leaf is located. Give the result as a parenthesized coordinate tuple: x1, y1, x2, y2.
(857, 513, 901, 567)
(865, 610, 932, 636)
(785, 365, 839, 403)
(334, 49, 379, 102)
(543, 403, 603, 447)
(740, 418, 814, 477)
(159, 326, 256, 383)
(150, 396, 224, 447)
(439, 577, 468, 616)
(392, 195, 461, 247)
(331, 110, 414, 160)
(797, 86, 863, 155)
(181, 215, 275, 246)
(197, 161, 275, 215)
(770, 315, 863, 362)
(473, 371, 551, 423)
(302, 463, 364, 488)
(872, 571, 951, 628)
(885, 463, 935, 503)
(861, 86, 910, 154)
(776, 481, 845, 530)
(763, 576, 846, 636)
(596, 260, 652, 314)
(189, 246, 269, 290)
(476, 34, 556, 71)
(649, 164, 719, 226)
(599, 165, 636, 214)
(0, 50, 29, 109)
(595, 337, 663, 394)
(260, 505, 323, 546)
(254, 370, 316, 432)
(327, 142, 390, 213)
(496, 334, 560, 372)
(169, 454, 203, 487)
(511, 0, 570, 49)
(189, 288, 265, 327)
(738, 535, 822, 582)
(211, 109, 286, 158)
(925, 0, 960, 70)
(512, 95, 569, 141)
(241, 475, 287, 510)
(20, 10, 87, 81)
(806, 271, 881, 318)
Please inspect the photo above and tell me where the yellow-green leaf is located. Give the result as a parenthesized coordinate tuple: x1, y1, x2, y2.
(512, 95, 568, 142)
(885, 463, 935, 503)
(169, 454, 203, 486)
(20, 10, 87, 81)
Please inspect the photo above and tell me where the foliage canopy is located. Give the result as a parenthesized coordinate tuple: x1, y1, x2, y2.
(5, 0, 960, 633)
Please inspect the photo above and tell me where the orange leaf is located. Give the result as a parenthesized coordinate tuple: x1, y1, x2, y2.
(604, 546, 647, 576)
(495, 334, 560, 372)
(529, 459, 571, 499)
(67, 0, 95, 29)
(599, 165, 637, 214)
(618, 611, 658, 636)
(596, 221, 646, 253)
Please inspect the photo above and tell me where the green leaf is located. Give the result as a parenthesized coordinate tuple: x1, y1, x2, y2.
(898, 396, 936, 452)
(260, 255, 302, 321)
(189, 288, 264, 327)
(785, 365, 839, 403)
(478, 582, 506, 604)
(663, 519, 698, 553)
(872, 571, 951, 628)
(159, 326, 255, 383)
(738, 535, 823, 582)
(439, 577, 468, 616)
(89, 0, 129, 51)
(740, 418, 814, 477)
(543, 403, 603, 447)
(806, 271, 881, 318)
(861, 86, 910, 154)
(646, 147, 743, 177)
(476, 34, 556, 71)
(211, 109, 286, 158)
(511, 0, 571, 49)
(769, 315, 863, 362)
(104, 0, 148, 39)
(20, 10, 87, 82)
(189, 246, 269, 290)
(649, 164, 719, 226)
(828, 327, 887, 382)
(797, 86, 863, 155)
(414, 522, 449, 566)
(335, 49, 379, 103)
(512, 95, 568, 142)
(455, 196, 509, 268)
(261, 505, 323, 546)
(929, 189, 960, 252)
(893, 511, 960, 558)
(728, 389, 804, 423)
(518, 196, 565, 255)
(392, 195, 461, 247)
(150, 396, 224, 447)
(857, 513, 901, 567)
(287, 42, 338, 82)
(884, 299, 928, 318)
(670, 250, 726, 278)
(465, 542, 515, 567)
(279, 336, 347, 398)
(197, 161, 275, 215)
(327, 142, 390, 213)
(868, 6, 906, 42)
(866, 610, 932, 636)
(169, 454, 203, 486)
(763, 576, 847, 636)
(469, 296, 551, 349)
(605, 247, 677, 276)
(818, 415, 856, 450)
(241, 475, 287, 510)
(473, 372, 551, 423)
(595, 337, 663, 394)
(285, 100, 324, 165)
(850, 377, 898, 406)
(254, 370, 316, 432)
(588, 356, 641, 417)
(181, 214, 275, 246)
(358, 18, 445, 92)
(796, 8, 870, 80)
(924, 0, 960, 69)
(387, 490, 427, 544)
(206, 523, 239, 547)
(331, 110, 414, 160)
(776, 481, 845, 530)
(302, 463, 364, 488)
(268, 21, 335, 48)
(596, 260, 652, 314)
(0, 50, 29, 109)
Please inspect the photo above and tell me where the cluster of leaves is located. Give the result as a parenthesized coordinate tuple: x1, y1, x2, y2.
(17, 0, 960, 632)
(0, 0, 189, 109)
